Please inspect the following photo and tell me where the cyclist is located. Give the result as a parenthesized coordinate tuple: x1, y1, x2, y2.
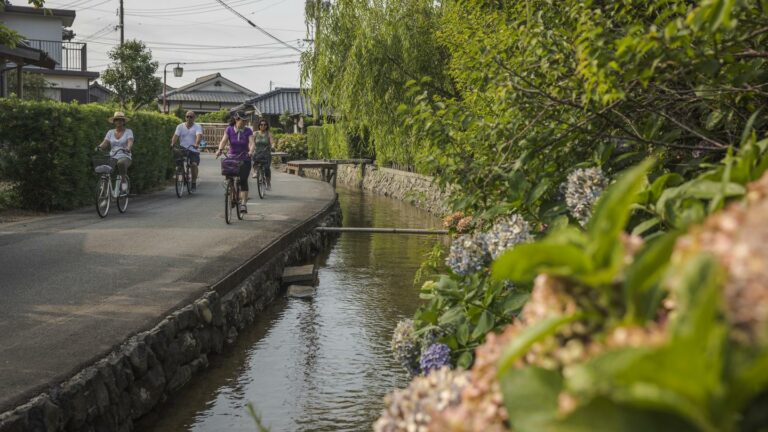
(252, 118, 275, 190)
(216, 111, 255, 214)
(170, 110, 203, 191)
(95, 111, 133, 192)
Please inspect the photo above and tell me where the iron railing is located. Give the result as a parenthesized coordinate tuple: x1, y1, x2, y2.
(24, 39, 87, 72)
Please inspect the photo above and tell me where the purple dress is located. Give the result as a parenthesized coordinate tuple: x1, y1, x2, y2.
(225, 126, 252, 160)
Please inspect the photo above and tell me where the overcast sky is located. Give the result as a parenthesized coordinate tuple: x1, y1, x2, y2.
(42, 0, 308, 94)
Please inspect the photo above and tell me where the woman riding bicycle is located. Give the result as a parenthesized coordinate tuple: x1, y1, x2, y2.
(216, 111, 255, 214)
(252, 118, 275, 190)
(95, 111, 133, 191)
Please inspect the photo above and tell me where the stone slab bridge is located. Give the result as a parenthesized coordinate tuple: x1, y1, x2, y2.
(0, 153, 340, 432)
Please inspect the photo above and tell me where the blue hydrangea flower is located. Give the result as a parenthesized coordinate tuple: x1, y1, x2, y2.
(420, 343, 452, 375)
(563, 167, 608, 226)
(445, 233, 490, 276)
(391, 319, 421, 377)
(484, 214, 533, 259)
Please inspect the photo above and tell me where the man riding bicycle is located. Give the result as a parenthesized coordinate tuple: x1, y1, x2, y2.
(171, 110, 203, 191)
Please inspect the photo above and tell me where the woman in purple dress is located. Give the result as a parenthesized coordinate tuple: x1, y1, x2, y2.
(216, 111, 255, 213)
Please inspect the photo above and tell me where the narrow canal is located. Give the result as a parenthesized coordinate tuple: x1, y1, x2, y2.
(140, 185, 442, 432)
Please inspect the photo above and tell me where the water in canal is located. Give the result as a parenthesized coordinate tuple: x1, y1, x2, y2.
(141, 185, 442, 432)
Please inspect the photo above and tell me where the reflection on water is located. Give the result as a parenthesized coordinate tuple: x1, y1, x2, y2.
(140, 185, 442, 432)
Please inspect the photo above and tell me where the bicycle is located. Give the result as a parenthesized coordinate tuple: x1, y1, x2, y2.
(253, 158, 268, 199)
(173, 145, 193, 198)
(217, 151, 247, 224)
(92, 149, 130, 218)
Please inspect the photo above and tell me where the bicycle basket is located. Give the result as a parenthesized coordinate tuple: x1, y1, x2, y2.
(92, 156, 116, 173)
(220, 158, 242, 176)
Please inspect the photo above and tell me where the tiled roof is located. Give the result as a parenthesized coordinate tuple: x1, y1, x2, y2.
(165, 72, 256, 97)
(165, 91, 250, 103)
(245, 88, 312, 116)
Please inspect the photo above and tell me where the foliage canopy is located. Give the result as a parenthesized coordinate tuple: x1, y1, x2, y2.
(101, 39, 163, 110)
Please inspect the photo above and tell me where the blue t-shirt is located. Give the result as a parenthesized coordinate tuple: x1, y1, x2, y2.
(225, 126, 252, 160)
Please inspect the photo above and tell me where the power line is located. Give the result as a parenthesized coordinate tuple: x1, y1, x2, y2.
(212, 0, 302, 53)
(183, 60, 299, 72)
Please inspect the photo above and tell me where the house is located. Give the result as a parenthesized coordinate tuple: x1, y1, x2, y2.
(159, 73, 257, 114)
(88, 81, 113, 103)
(235, 87, 314, 133)
(0, 4, 99, 102)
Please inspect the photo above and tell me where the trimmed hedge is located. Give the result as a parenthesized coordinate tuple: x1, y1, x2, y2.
(0, 98, 177, 211)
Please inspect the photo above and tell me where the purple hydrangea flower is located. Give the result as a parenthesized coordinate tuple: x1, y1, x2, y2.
(420, 343, 452, 375)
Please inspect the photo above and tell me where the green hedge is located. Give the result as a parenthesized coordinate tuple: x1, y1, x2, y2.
(0, 98, 177, 211)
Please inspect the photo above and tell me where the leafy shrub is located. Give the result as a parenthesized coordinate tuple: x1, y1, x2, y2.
(196, 109, 229, 123)
(274, 133, 308, 161)
(0, 98, 176, 211)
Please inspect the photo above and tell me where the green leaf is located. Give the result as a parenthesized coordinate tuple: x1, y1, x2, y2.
(726, 350, 768, 415)
(526, 178, 550, 205)
(456, 323, 469, 346)
(492, 243, 592, 283)
(499, 366, 562, 431)
(587, 159, 655, 270)
(503, 291, 530, 314)
(684, 180, 744, 200)
(631, 217, 660, 237)
(471, 310, 495, 340)
(456, 351, 473, 369)
(741, 110, 761, 147)
(496, 313, 581, 376)
(438, 305, 465, 326)
(623, 231, 680, 322)
(555, 397, 699, 432)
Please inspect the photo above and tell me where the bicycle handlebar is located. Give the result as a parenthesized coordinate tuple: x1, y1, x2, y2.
(95, 147, 130, 156)
(215, 151, 249, 160)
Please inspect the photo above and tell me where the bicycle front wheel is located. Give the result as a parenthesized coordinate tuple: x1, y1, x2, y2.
(256, 168, 265, 199)
(117, 177, 129, 213)
(96, 176, 110, 218)
(235, 182, 244, 220)
(224, 180, 233, 224)
(175, 166, 184, 198)
(186, 165, 193, 195)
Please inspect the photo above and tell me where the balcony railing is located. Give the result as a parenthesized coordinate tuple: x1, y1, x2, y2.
(24, 39, 88, 72)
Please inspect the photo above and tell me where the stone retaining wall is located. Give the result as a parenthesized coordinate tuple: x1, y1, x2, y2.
(303, 164, 449, 215)
(0, 202, 342, 432)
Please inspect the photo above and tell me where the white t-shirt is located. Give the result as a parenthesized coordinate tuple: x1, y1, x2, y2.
(104, 128, 133, 159)
(175, 123, 203, 153)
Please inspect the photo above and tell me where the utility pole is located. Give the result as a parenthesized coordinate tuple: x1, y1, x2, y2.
(269, 80, 272, 91)
(119, 0, 124, 45)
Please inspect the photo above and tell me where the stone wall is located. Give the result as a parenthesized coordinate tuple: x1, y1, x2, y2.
(304, 164, 449, 215)
(0, 202, 342, 432)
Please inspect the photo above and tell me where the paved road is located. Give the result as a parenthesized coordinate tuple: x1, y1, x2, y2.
(0, 153, 335, 412)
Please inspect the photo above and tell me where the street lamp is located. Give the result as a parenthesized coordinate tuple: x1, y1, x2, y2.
(163, 62, 184, 114)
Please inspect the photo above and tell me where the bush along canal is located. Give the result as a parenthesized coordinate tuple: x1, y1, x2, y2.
(138, 185, 442, 432)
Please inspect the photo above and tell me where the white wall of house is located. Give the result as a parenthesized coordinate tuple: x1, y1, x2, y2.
(1, 14, 64, 64)
(44, 74, 89, 90)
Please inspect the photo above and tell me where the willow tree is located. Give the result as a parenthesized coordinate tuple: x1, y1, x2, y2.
(301, 0, 454, 168)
